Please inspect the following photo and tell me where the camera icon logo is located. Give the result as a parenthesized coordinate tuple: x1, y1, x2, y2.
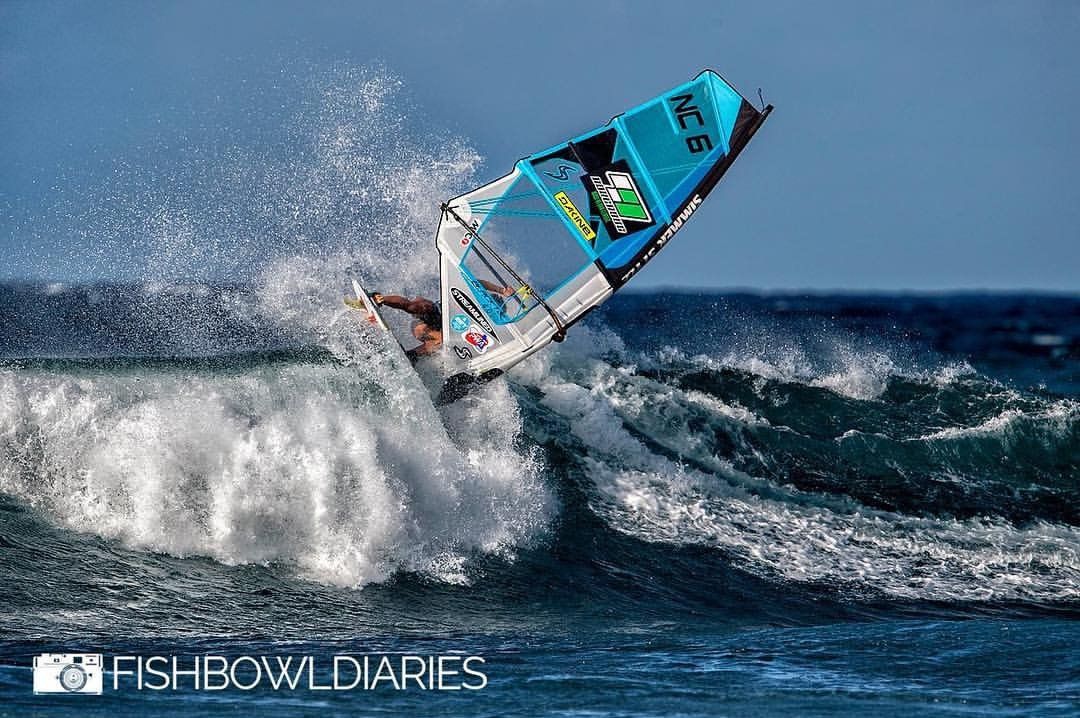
(33, 653, 103, 695)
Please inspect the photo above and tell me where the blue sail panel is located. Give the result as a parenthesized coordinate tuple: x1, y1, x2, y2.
(618, 71, 746, 210)
(521, 70, 765, 289)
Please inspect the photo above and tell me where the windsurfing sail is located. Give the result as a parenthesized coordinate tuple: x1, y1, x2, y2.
(435, 69, 772, 396)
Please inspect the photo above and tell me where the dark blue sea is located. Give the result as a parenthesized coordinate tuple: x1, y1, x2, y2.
(0, 284, 1077, 716)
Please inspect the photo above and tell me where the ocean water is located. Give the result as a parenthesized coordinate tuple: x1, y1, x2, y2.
(2, 65, 1078, 717)
(0, 284, 1077, 717)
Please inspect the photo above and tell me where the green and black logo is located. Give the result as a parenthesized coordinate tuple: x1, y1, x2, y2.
(584, 159, 654, 237)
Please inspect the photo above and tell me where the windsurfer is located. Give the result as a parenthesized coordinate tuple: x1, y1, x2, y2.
(372, 280, 513, 362)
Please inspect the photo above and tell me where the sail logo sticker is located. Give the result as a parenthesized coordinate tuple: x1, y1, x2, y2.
(584, 160, 655, 237)
(543, 164, 577, 181)
(458, 217, 480, 247)
(453, 346, 472, 360)
(450, 314, 470, 332)
(450, 288, 498, 339)
(462, 326, 491, 354)
(553, 191, 597, 242)
(619, 194, 703, 283)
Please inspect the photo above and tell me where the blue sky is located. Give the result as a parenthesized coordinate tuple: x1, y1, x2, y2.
(2, 1, 1078, 290)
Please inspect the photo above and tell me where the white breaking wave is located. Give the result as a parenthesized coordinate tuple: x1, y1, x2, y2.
(654, 342, 976, 402)
(0, 359, 550, 588)
(528, 353, 1080, 603)
(0, 64, 554, 589)
(917, 401, 1078, 442)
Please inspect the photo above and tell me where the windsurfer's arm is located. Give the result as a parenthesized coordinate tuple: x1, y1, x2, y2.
(477, 280, 514, 297)
(372, 293, 408, 311)
(372, 294, 435, 316)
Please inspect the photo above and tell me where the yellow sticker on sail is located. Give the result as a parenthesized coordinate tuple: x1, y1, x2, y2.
(554, 191, 597, 242)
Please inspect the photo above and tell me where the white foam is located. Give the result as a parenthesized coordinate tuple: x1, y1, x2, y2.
(0, 64, 558, 588)
(526, 358, 1080, 603)
(808, 351, 897, 400)
(931, 361, 977, 386)
(657, 342, 900, 401)
(681, 390, 770, 427)
(918, 401, 1078, 441)
(0, 354, 551, 588)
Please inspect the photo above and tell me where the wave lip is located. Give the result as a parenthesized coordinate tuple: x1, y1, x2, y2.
(917, 401, 1077, 442)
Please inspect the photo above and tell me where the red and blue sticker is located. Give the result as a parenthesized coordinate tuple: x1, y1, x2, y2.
(463, 326, 491, 353)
